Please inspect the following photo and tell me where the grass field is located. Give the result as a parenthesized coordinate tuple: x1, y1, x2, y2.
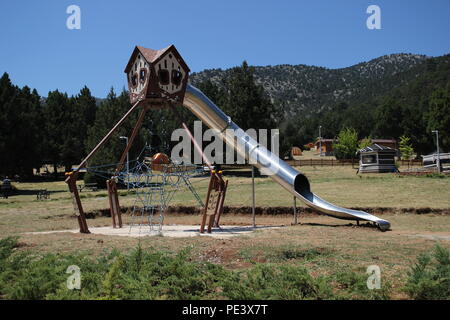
(0, 166, 449, 299)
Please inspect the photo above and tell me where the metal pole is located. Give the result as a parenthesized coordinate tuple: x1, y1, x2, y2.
(252, 166, 256, 228)
(437, 131, 440, 174)
(293, 196, 298, 224)
(319, 125, 322, 157)
(432, 130, 441, 174)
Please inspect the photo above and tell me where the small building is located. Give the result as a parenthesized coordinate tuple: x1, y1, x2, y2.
(357, 144, 398, 173)
(422, 153, 450, 171)
(291, 146, 302, 159)
(315, 139, 334, 156)
(372, 139, 397, 150)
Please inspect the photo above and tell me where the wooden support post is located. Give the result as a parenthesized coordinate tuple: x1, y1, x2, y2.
(201, 171, 227, 234)
(106, 180, 116, 228)
(107, 179, 122, 228)
(67, 174, 89, 233)
(214, 179, 228, 228)
(113, 181, 122, 228)
(200, 174, 215, 234)
(64, 100, 141, 234)
(107, 180, 116, 228)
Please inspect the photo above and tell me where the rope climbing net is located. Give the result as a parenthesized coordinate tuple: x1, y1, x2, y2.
(84, 147, 205, 234)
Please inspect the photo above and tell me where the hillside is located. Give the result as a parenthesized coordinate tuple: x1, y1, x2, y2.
(190, 53, 429, 116)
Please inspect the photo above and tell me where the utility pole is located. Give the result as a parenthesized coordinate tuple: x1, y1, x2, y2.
(119, 136, 130, 190)
(432, 130, 441, 174)
(251, 166, 256, 228)
(319, 125, 322, 157)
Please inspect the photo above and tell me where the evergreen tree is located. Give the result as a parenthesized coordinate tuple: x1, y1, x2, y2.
(373, 97, 404, 140)
(427, 82, 450, 152)
(334, 128, 359, 160)
(0, 73, 19, 176)
(42, 90, 71, 175)
(0, 73, 43, 178)
(222, 61, 279, 131)
(399, 135, 415, 160)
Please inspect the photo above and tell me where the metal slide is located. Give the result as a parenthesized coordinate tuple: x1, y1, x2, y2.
(183, 84, 391, 231)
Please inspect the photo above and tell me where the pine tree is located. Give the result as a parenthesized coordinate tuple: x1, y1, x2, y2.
(222, 61, 279, 131)
(0, 73, 43, 178)
(334, 128, 359, 160)
(427, 82, 450, 152)
(42, 90, 71, 175)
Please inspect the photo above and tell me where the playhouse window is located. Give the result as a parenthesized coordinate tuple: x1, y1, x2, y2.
(171, 70, 183, 86)
(158, 69, 170, 85)
(130, 73, 138, 87)
(362, 154, 377, 164)
(139, 69, 146, 83)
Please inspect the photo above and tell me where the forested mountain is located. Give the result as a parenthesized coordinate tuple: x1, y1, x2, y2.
(1, 52, 448, 178)
(191, 53, 450, 157)
(190, 53, 429, 116)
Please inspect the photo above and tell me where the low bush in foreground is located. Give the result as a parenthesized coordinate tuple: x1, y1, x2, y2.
(404, 243, 450, 300)
(0, 237, 447, 300)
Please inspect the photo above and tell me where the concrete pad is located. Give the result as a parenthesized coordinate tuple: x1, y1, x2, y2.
(26, 224, 281, 239)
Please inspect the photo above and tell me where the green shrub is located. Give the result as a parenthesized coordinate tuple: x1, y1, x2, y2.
(222, 264, 332, 300)
(404, 244, 450, 300)
(333, 269, 391, 300)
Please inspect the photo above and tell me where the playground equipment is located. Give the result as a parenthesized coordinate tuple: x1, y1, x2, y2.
(126, 155, 205, 233)
(66, 45, 228, 234)
(67, 44, 390, 234)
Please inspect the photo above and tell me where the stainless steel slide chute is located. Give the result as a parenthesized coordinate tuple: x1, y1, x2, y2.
(183, 84, 390, 231)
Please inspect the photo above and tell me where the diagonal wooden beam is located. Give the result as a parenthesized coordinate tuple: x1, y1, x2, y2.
(115, 107, 147, 173)
(66, 99, 142, 182)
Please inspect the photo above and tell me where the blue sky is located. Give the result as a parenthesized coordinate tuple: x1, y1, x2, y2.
(0, 0, 449, 97)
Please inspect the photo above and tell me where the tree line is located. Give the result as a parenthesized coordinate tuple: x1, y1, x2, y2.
(0, 55, 448, 179)
(0, 61, 279, 180)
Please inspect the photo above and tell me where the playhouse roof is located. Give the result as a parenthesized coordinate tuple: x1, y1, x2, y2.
(124, 45, 190, 73)
(358, 143, 396, 154)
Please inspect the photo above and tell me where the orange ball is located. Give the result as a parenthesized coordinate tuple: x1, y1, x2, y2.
(151, 153, 170, 171)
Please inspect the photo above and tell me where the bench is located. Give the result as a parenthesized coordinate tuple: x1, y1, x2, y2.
(37, 189, 50, 200)
(77, 183, 98, 192)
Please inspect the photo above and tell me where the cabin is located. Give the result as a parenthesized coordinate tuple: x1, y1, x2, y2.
(357, 144, 398, 173)
(315, 139, 334, 156)
(124, 45, 190, 105)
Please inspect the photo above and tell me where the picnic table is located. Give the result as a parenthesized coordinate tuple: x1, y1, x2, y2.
(77, 183, 98, 192)
(36, 189, 50, 200)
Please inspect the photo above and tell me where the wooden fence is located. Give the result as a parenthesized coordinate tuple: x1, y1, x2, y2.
(286, 159, 423, 167)
(221, 159, 423, 170)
